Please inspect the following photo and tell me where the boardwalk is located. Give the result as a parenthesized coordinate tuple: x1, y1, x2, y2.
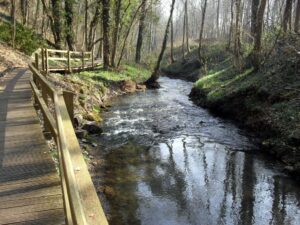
(0, 69, 65, 224)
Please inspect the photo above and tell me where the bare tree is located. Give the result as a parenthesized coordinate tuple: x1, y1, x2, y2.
(102, 0, 111, 69)
(185, 0, 190, 53)
(145, 0, 176, 88)
(282, 0, 293, 32)
(234, 0, 242, 70)
(135, 0, 147, 64)
(111, 0, 122, 67)
(251, 0, 268, 70)
(295, 0, 300, 33)
(10, 0, 16, 48)
(198, 0, 208, 61)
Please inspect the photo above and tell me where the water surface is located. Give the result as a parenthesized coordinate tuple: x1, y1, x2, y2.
(94, 77, 300, 225)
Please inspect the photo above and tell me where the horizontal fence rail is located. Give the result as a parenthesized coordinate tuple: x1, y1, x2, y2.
(34, 48, 102, 74)
(29, 63, 108, 225)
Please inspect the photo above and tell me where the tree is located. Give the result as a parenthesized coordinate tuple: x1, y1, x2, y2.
(170, 16, 175, 63)
(185, 0, 190, 53)
(65, 0, 75, 50)
(234, 0, 242, 70)
(135, 0, 147, 64)
(10, 0, 16, 48)
(282, 0, 293, 32)
(20, 0, 28, 25)
(216, 0, 220, 38)
(295, 0, 300, 33)
(102, 0, 111, 69)
(251, 0, 260, 37)
(227, 0, 234, 49)
(51, 0, 63, 49)
(198, 0, 208, 61)
(251, 0, 268, 70)
(87, 0, 102, 51)
(111, 0, 122, 67)
(145, 0, 176, 88)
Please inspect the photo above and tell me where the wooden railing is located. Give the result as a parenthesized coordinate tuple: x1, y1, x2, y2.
(29, 63, 109, 225)
(34, 48, 101, 74)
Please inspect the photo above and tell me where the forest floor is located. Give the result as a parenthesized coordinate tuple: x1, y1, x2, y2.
(0, 42, 29, 77)
(163, 35, 300, 177)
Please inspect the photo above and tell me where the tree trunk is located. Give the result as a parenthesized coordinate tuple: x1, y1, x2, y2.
(283, 0, 293, 32)
(182, 5, 186, 60)
(33, 0, 40, 28)
(251, 0, 260, 37)
(65, 0, 75, 50)
(87, 1, 101, 51)
(102, 0, 111, 69)
(170, 16, 175, 63)
(111, 0, 122, 67)
(234, 0, 242, 70)
(117, 1, 145, 67)
(216, 0, 220, 38)
(251, 0, 268, 70)
(185, 0, 190, 53)
(145, 0, 176, 88)
(227, 0, 234, 49)
(51, 0, 63, 49)
(85, 0, 88, 50)
(20, 0, 28, 25)
(135, 0, 147, 64)
(198, 0, 208, 61)
(295, 0, 300, 32)
(10, 0, 16, 48)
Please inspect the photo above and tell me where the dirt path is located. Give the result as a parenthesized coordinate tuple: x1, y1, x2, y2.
(0, 42, 30, 78)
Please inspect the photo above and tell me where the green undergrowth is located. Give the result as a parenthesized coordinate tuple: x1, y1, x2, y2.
(0, 20, 45, 55)
(190, 35, 300, 166)
(76, 64, 151, 85)
(50, 64, 151, 121)
(162, 41, 231, 81)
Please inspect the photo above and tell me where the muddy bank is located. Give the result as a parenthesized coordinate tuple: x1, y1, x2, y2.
(164, 37, 300, 177)
(47, 72, 147, 169)
(189, 86, 300, 177)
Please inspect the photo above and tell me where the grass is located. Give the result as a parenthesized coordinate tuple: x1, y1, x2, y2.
(190, 36, 300, 163)
(76, 64, 151, 85)
(0, 21, 45, 55)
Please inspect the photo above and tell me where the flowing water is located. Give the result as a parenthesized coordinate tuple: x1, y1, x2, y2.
(93, 77, 300, 225)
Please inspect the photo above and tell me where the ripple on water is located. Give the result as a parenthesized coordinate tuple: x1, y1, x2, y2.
(95, 77, 300, 225)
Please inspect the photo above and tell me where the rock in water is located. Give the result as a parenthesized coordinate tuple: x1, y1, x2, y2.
(121, 80, 136, 93)
(82, 121, 103, 134)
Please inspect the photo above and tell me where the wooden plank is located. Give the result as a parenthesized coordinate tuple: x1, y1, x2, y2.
(0, 68, 65, 224)
(0, 209, 65, 225)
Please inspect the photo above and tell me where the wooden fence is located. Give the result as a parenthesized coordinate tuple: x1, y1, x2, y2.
(29, 63, 109, 225)
(34, 48, 102, 74)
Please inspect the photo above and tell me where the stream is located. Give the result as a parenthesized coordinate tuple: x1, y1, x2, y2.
(93, 77, 300, 225)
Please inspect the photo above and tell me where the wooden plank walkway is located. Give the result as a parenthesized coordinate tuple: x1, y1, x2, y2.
(0, 68, 65, 224)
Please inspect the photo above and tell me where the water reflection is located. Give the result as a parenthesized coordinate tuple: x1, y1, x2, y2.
(94, 77, 300, 225)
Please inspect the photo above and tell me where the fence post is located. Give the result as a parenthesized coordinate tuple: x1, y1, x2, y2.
(41, 48, 45, 72)
(35, 53, 39, 70)
(63, 91, 74, 126)
(81, 51, 85, 70)
(45, 49, 49, 74)
(68, 50, 71, 73)
(92, 50, 94, 68)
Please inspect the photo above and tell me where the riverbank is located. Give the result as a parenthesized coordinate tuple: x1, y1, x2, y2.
(48, 65, 151, 166)
(164, 36, 300, 177)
